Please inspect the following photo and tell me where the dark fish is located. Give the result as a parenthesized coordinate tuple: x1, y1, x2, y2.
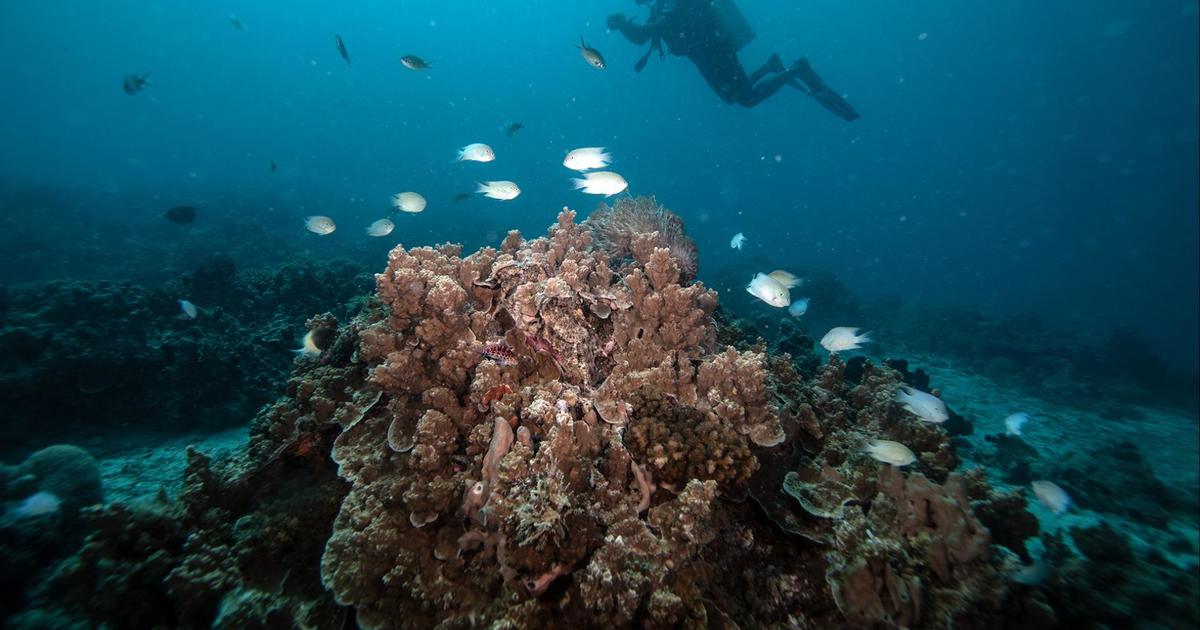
(504, 121, 524, 137)
(122, 73, 151, 95)
(335, 35, 351, 66)
(400, 55, 432, 70)
(270, 160, 277, 173)
(164, 205, 197, 224)
(452, 192, 472, 204)
(576, 36, 605, 70)
(229, 14, 246, 31)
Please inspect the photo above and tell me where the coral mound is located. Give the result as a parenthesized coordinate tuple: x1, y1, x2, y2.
(321, 208, 779, 627)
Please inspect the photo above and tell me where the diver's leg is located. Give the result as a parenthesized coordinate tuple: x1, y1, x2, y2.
(737, 71, 799, 108)
(747, 53, 785, 84)
(692, 48, 750, 106)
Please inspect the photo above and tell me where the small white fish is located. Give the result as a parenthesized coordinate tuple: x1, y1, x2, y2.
(730, 232, 747, 250)
(1005, 413, 1030, 436)
(179, 299, 198, 319)
(563, 147, 612, 171)
(820, 327, 872, 353)
(293, 330, 322, 358)
(746, 272, 790, 308)
(305, 215, 336, 235)
(864, 439, 916, 466)
(392, 192, 427, 214)
(366, 218, 394, 237)
(767, 270, 802, 289)
(1031, 480, 1072, 515)
(457, 143, 495, 163)
(572, 171, 628, 196)
(476, 180, 521, 200)
(788, 298, 810, 318)
(11, 491, 61, 518)
(895, 385, 950, 424)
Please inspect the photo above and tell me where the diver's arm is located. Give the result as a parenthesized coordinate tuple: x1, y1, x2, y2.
(608, 13, 660, 45)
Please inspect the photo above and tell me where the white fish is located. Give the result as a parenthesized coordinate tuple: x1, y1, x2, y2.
(572, 171, 628, 196)
(456, 143, 495, 162)
(730, 232, 747, 250)
(820, 327, 872, 353)
(305, 215, 336, 235)
(788, 298, 810, 318)
(1031, 480, 1072, 515)
(293, 330, 322, 358)
(1005, 413, 1030, 436)
(864, 439, 916, 466)
(746, 272, 790, 308)
(11, 491, 61, 519)
(767, 270, 803, 289)
(895, 385, 950, 424)
(563, 147, 612, 171)
(476, 180, 521, 200)
(392, 192, 427, 214)
(366, 218, 394, 237)
(179, 299, 198, 319)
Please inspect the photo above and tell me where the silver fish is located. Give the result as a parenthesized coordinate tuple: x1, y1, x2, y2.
(576, 36, 605, 70)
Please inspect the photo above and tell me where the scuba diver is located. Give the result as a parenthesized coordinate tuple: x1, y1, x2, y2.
(606, 0, 860, 120)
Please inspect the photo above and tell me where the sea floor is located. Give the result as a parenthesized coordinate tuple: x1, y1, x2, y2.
(896, 348, 1200, 569)
(88, 427, 247, 504)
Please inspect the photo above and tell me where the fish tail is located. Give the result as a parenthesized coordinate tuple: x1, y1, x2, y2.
(571, 178, 587, 190)
(475, 181, 488, 193)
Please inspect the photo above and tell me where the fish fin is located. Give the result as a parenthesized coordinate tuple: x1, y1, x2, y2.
(455, 150, 465, 162)
(475, 182, 489, 193)
(858, 331, 873, 343)
(571, 178, 587, 190)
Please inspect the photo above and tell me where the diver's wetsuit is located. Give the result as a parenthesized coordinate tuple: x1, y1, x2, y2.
(608, 0, 860, 119)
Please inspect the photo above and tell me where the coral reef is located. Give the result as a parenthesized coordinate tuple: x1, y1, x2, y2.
(1037, 524, 1200, 628)
(1046, 440, 1191, 528)
(0, 258, 370, 456)
(0, 445, 104, 620)
(5, 205, 1191, 630)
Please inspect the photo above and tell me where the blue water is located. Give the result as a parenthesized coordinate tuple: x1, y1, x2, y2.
(1, 2, 1198, 627)
(1, 1, 1195, 367)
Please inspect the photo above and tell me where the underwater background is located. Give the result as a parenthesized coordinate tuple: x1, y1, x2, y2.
(1, 1, 1197, 628)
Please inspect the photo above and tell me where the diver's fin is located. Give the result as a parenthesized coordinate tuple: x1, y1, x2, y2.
(634, 38, 664, 73)
(791, 59, 860, 121)
(634, 46, 654, 73)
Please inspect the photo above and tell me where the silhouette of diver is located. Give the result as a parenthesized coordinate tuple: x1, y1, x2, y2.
(607, 0, 860, 120)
